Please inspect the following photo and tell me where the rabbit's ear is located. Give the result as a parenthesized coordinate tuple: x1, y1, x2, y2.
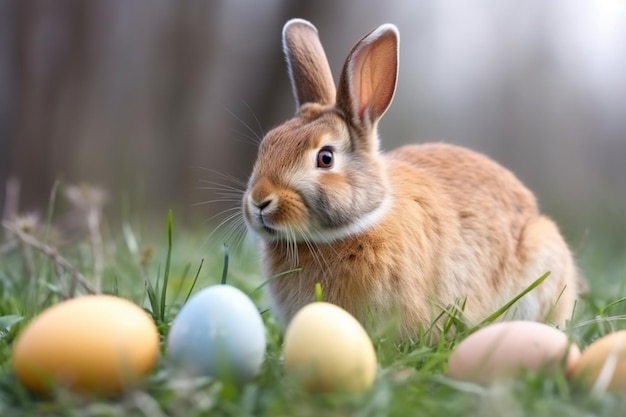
(283, 19, 336, 108)
(336, 24, 398, 128)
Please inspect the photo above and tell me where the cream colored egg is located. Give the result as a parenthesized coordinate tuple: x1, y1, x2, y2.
(573, 330, 626, 393)
(13, 295, 159, 395)
(283, 302, 377, 393)
(448, 321, 579, 384)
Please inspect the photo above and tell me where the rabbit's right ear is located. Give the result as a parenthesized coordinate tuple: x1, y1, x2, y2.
(282, 19, 336, 109)
(336, 24, 399, 129)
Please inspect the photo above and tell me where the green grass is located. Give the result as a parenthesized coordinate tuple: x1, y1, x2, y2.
(1, 203, 626, 417)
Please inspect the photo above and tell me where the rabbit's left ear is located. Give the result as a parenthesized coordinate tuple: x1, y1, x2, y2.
(283, 19, 336, 109)
(336, 24, 399, 128)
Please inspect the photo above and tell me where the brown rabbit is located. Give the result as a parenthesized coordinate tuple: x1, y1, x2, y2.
(242, 18, 582, 338)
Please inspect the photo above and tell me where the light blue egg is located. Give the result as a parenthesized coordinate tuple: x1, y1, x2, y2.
(166, 284, 266, 384)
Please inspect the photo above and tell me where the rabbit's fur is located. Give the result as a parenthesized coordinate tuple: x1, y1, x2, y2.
(242, 19, 581, 337)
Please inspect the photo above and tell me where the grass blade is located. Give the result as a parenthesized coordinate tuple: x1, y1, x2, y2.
(145, 266, 160, 321)
(599, 296, 626, 315)
(0, 315, 23, 334)
(43, 180, 60, 243)
(160, 210, 174, 322)
(248, 268, 302, 296)
(168, 262, 192, 309)
(221, 244, 229, 285)
(315, 282, 323, 302)
(184, 258, 204, 303)
(471, 271, 550, 332)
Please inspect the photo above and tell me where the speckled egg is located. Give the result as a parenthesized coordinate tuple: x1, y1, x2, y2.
(573, 330, 626, 393)
(448, 321, 579, 384)
(12, 295, 160, 395)
(166, 284, 266, 384)
(283, 302, 377, 393)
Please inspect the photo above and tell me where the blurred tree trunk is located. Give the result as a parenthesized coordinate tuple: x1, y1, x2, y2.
(2, 0, 341, 226)
(0, 0, 18, 218)
(10, 0, 92, 212)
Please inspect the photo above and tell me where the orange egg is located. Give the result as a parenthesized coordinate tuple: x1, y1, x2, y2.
(573, 331, 626, 393)
(12, 295, 159, 396)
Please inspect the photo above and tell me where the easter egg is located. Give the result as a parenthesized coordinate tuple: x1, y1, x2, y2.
(12, 295, 159, 395)
(573, 331, 626, 393)
(448, 321, 579, 385)
(166, 284, 266, 384)
(283, 302, 377, 393)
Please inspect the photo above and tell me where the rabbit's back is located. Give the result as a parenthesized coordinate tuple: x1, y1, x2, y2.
(384, 142, 578, 328)
(387, 142, 538, 223)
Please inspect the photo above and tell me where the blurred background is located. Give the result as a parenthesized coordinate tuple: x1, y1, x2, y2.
(1, 0, 625, 251)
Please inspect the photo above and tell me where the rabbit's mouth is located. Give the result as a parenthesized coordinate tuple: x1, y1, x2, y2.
(262, 224, 277, 236)
(256, 211, 276, 235)
(257, 218, 302, 242)
(254, 213, 284, 240)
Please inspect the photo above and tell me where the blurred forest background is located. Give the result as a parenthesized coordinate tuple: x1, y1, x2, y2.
(1, 0, 625, 249)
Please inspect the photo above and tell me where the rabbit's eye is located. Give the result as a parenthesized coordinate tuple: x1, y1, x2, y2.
(316, 148, 334, 169)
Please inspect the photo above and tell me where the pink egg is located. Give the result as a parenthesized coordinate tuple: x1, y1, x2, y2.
(448, 321, 579, 384)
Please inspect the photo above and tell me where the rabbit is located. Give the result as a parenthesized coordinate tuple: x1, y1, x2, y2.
(242, 18, 583, 338)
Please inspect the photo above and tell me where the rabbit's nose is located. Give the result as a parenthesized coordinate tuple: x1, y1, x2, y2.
(255, 198, 273, 211)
